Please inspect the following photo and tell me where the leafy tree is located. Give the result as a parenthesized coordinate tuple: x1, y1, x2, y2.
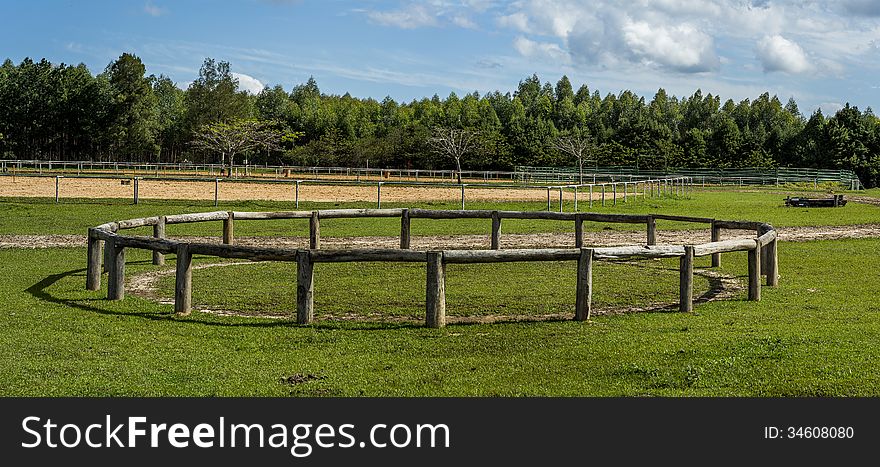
(105, 53, 158, 160)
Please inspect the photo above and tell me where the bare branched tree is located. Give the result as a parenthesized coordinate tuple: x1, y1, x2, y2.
(551, 131, 596, 184)
(428, 127, 479, 184)
(191, 119, 282, 176)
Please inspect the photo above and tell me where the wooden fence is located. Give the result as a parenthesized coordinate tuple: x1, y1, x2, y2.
(86, 208, 778, 327)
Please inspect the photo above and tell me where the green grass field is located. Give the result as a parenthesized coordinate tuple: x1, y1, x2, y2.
(1, 187, 879, 396)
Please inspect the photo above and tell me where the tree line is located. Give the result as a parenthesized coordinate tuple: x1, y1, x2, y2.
(1, 54, 878, 187)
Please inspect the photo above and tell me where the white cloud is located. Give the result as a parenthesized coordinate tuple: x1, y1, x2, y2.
(756, 35, 812, 74)
(498, 12, 530, 33)
(232, 73, 266, 94)
(513, 36, 570, 63)
(366, 4, 438, 29)
(451, 15, 478, 29)
(143, 2, 166, 17)
(621, 20, 718, 72)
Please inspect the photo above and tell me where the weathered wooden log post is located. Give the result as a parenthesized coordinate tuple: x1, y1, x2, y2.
(400, 208, 411, 249)
(425, 251, 446, 328)
(575, 248, 593, 321)
(309, 211, 320, 249)
(174, 244, 192, 315)
(758, 225, 771, 274)
(103, 237, 113, 273)
(152, 216, 166, 266)
(766, 236, 779, 287)
(491, 211, 502, 250)
(106, 237, 125, 300)
(710, 220, 721, 268)
(679, 246, 694, 312)
(575, 214, 584, 248)
(748, 241, 761, 301)
(295, 180, 300, 208)
(296, 250, 315, 325)
(214, 178, 220, 207)
(223, 211, 234, 245)
(589, 185, 593, 208)
(646, 215, 656, 246)
(574, 186, 578, 211)
(460, 184, 466, 210)
(86, 229, 102, 291)
(546, 187, 551, 211)
(133, 177, 139, 204)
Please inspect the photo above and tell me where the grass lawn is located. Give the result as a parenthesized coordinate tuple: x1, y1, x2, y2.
(0, 186, 878, 396)
(1, 236, 878, 396)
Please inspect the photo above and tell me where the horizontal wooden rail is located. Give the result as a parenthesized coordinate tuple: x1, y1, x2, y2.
(692, 238, 757, 257)
(443, 249, 580, 263)
(650, 214, 714, 223)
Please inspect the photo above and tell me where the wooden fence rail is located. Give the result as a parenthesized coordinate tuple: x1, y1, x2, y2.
(86, 206, 778, 327)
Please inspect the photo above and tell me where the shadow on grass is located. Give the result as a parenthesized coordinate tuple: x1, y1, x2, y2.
(25, 265, 419, 331)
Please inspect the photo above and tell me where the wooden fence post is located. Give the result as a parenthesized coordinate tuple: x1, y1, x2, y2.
(133, 177, 139, 204)
(558, 187, 564, 212)
(296, 250, 315, 324)
(546, 187, 551, 211)
(748, 242, 761, 301)
(400, 209, 411, 249)
(377, 182, 382, 208)
(575, 214, 584, 248)
(214, 178, 219, 207)
(758, 226, 770, 275)
(223, 212, 234, 245)
(152, 216, 166, 266)
(425, 251, 446, 328)
(680, 246, 694, 312)
(491, 211, 501, 250)
(766, 238, 779, 287)
(623, 182, 627, 203)
(103, 237, 113, 273)
(174, 244, 192, 315)
(575, 248, 593, 321)
(295, 181, 300, 208)
(710, 220, 721, 268)
(613, 183, 617, 206)
(646, 215, 656, 246)
(309, 211, 321, 249)
(460, 184, 466, 210)
(107, 238, 125, 300)
(589, 185, 593, 208)
(86, 230, 101, 291)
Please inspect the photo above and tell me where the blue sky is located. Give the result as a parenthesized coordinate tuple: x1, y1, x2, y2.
(2, 1, 879, 114)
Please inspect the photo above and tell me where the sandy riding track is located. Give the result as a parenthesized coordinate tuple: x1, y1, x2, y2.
(0, 176, 626, 203)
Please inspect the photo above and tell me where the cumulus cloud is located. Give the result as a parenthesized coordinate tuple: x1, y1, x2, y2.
(621, 20, 719, 72)
(232, 73, 266, 94)
(756, 35, 812, 74)
(513, 36, 570, 63)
